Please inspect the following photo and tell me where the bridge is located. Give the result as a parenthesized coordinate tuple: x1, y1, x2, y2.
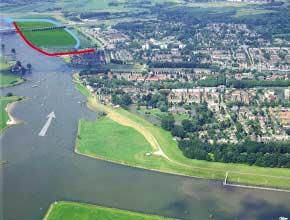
(0, 25, 68, 34)
(0, 21, 93, 34)
(0, 24, 88, 34)
(0, 28, 16, 34)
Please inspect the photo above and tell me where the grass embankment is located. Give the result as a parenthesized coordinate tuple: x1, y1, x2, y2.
(76, 117, 154, 165)
(0, 56, 24, 88)
(44, 201, 173, 220)
(74, 76, 290, 190)
(16, 21, 77, 48)
(0, 96, 22, 133)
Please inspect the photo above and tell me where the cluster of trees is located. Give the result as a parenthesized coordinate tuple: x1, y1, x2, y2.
(86, 76, 133, 89)
(80, 12, 111, 19)
(160, 103, 214, 136)
(227, 79, 290, 88)
(11, 60, 31, 75)
(148, 61, 210, 69)
(111, 93, 132, 107)
(158, 102, 290, 168)
(197, 75, 226, 87)
(178, 138, 290, 168)
(141, 92, 168, 112)
(193, 77, 290, 88)
(79, 68, 109, 76)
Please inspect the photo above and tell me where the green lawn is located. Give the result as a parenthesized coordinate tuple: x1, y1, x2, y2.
(76, 117, 153, 165)
(232, 8, 274, 17)
(138, 106, 190, 122)
(0, 96, 21, 132)
(0, 56, 23, 88)
(74, 78, 290, 190)
(16, 21, 77, 48)
(44, 201, 173, 220)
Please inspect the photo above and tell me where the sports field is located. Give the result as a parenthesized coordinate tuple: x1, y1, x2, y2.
(44, 201, 173, 220)
(0, 56, 23, 88)
(74, 76, 290, 190)
(16, 21, 77, 48)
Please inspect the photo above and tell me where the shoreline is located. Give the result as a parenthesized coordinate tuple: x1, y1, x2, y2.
(1, 97, 26, 134)
(0, 77, 25, 89)
(73, 76, 290, 192)
(6, 101, 22, 126)
(75, 145, 290, 193)
(43, 201, 176, 220)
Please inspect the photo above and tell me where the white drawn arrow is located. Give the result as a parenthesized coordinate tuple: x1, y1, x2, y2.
(38, 111, 56, 137)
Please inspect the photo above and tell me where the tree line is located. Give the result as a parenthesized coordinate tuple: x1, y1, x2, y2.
(160, 113, 290, 168)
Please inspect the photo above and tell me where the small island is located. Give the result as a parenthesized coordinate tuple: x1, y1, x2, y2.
(0, 55, 24, 88)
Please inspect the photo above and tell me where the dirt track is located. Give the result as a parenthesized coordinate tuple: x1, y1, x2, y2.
(88, 97, 169, 159)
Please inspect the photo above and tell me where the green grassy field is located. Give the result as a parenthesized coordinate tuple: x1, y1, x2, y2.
(74, 76, 290, 190)
(76, 117, 154, 164)
(138, 106, 190, 122)
(44, 201, 173, 220)
(232, 8, 274, 17)
(0, 96, 21, 132)
(0, 56, 23, 88)
(16, 21, 77, 48)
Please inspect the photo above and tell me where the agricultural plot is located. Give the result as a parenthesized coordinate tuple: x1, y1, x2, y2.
(16, 21, 77, 48)
(44, 201, 173, 220)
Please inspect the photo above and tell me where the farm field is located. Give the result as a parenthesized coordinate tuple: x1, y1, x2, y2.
(44, 201, 173, 220)
(0, 96, 21, 132)
(74, 77, 290, 190)
(0, 56, 23, 88)
(16, 21, 77, 48)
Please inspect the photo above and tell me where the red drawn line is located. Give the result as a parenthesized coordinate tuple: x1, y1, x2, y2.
(13, 21, 95, 56)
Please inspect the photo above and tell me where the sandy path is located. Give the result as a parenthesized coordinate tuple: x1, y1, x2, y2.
(5, 102, 21, 126)
(87, 96, 290, 181)
(88, 97, 170, 160)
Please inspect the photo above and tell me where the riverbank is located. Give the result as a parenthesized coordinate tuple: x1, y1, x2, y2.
(44, 201, 174, 220)
(0, 56, 24, 88)
(73, 74, 290, 190)
(0, 96, 24, 133)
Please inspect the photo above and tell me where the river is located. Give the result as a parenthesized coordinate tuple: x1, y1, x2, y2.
(0, 34, 289, 220)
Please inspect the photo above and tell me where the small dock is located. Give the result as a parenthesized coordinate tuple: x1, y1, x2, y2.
(223, 171, 228, 185)
(223, 171, 290, 193)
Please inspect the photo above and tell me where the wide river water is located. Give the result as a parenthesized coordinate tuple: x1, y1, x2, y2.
(0, 34, 290, 220)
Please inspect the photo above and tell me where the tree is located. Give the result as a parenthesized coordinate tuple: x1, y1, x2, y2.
(161, 114, 175, 131)
(16, 61, 22, 67)
(159, 102, 168, 112)
(171, 125, 186, 138)
(21, 67, 27, 75)
(120, 94, 132, 106)
(182, 119, 193, 132)
(27, 63, 32, 72)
